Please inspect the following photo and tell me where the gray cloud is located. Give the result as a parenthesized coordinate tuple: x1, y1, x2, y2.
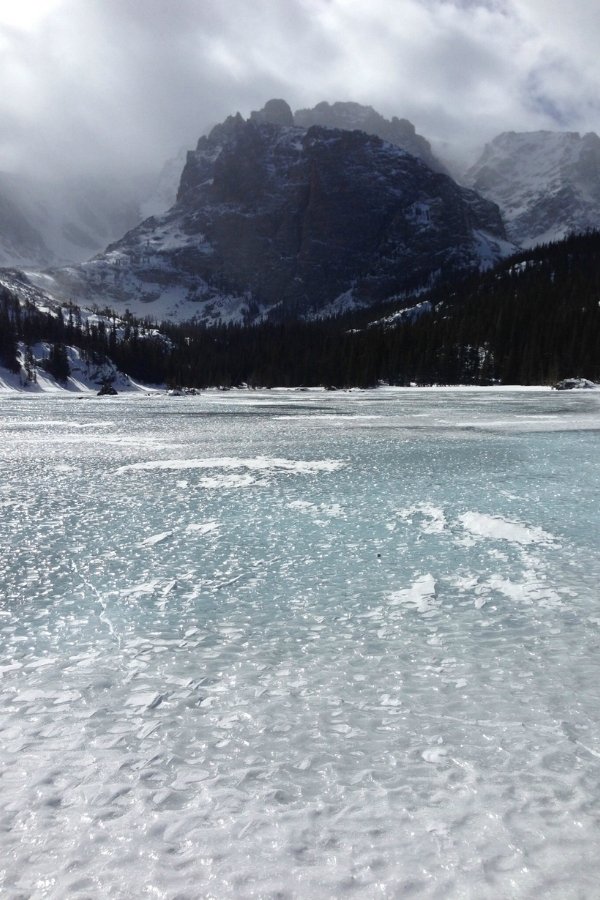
(1, 0, 600, 183)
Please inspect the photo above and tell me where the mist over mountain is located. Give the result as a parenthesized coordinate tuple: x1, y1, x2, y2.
(465, 130, 600, 247)
(0, 176, 50, 267)
(0, 172, 150, 268)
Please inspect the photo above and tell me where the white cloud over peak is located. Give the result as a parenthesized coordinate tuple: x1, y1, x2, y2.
(0, 0, 599, 182)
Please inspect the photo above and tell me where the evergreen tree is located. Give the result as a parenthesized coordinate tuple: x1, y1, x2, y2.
(45, 343, 71, 382)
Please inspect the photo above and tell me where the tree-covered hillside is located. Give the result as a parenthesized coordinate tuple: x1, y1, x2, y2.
(2, 230, 600, 387)
(160, 231, 600, 387)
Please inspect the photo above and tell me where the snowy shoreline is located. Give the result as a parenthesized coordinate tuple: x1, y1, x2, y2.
(3, 343, 595, 396)
(0, 371, 562, 397)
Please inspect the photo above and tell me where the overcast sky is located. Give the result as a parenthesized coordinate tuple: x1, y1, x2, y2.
(2, 0, 600, 183)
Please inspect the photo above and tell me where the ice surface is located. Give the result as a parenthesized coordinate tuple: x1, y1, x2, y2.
(1, 388, 600, 898)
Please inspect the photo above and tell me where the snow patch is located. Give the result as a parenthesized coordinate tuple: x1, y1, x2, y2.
(116, 457, 345, 476)
(458, 512, 555, 545)
(387, 574, 439, 615)
(398, 503, 447, 534)
(186, 522, 221, 534)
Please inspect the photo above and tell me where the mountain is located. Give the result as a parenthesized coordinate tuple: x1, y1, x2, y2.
(31, 101, 511, 324)
(0, 102, 445, 268)
(293, 100, 448, 174)
(0, 340, 150, 395)
(465, 131, 600, 247)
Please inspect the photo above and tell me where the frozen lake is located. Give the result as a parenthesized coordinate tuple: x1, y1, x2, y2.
(1, 387, 599, 899)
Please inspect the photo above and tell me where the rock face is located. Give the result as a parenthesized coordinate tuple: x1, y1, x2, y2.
(294, 101, 447, 173)
(465, 131, 600, 247)
(35, 102, 511, 324)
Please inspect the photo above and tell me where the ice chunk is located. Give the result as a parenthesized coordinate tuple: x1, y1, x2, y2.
(186, 521, 220, 534)
(458, 512, 554, 545)
(137, 530, 174, 547)
(387, 574, 438, 614)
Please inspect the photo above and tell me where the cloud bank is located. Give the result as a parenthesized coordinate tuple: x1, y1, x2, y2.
(1, 0, 600, 181)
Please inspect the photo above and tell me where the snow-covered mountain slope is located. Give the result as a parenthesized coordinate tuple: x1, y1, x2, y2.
(465, 131, 600, 247)
(30, 102, 512, 325)
(0, 172, 147, 267)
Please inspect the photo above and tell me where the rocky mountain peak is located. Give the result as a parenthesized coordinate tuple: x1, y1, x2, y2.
(204, 112, 246, 146)
(293, 101, 447, 173)
(250, 99, 294, 127)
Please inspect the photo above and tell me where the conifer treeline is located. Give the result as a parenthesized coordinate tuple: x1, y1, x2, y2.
(2, 230, 600, 387)
(162, 231, 600, 386)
